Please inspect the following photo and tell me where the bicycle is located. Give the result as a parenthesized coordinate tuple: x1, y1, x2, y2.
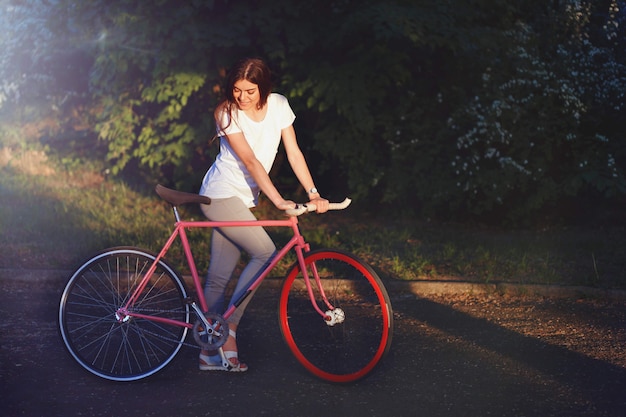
(58, 184, 393, 383)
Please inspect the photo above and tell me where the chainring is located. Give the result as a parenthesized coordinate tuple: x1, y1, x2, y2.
(192, 312, 229, 350)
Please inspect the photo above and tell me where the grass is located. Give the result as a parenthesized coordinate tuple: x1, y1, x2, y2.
(1, 147, 625, 289)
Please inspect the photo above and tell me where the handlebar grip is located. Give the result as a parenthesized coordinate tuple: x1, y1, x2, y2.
(285, 198, 352, 216)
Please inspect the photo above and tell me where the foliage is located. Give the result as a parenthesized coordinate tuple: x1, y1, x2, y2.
(1, 0, 625, 224)
(281, 0, 519, 203)
(0, 1, 52, 106)
(3, 157, 624, 287)
(445, 1, 626, 222)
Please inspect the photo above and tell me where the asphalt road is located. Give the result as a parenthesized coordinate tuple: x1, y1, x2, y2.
(1, 271, 625, 417)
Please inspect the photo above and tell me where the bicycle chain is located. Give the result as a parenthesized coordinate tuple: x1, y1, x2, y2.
(130, 306, 187, 315)
(137, 325, 201, 349)
(126, 307, 202, 350)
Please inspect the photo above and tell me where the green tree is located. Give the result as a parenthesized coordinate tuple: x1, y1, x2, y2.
(0, 0, 62, 147)
(446, 1, 626, 222)
(2, 0, 624, 224)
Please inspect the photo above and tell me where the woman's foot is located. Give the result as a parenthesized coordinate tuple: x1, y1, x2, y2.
(199, 329, 248, 372)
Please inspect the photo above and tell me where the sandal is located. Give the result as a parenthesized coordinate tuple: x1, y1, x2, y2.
(198, 329, 248, 372)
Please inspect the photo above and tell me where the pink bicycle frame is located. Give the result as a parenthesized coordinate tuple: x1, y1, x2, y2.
(116, 215, 334, 327)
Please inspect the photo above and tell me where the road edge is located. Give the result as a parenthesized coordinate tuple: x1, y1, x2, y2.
(2, 268, 625, 302)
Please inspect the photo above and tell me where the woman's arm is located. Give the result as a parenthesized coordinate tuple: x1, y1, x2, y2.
(281, 125, 329, 213)
(222, 131, 296, 211)
(225, 132, 295, 210)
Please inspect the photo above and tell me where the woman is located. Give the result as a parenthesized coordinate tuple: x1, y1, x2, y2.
(198, 58, 329, 372)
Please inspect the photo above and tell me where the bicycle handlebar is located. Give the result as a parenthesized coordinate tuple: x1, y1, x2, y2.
(285, 198, 352, 216)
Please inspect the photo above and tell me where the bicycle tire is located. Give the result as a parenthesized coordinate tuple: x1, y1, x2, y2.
(58, 247, 190, 382)
(278, 249, 393, 383)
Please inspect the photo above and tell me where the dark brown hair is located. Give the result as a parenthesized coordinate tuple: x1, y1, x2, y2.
(215, 58, 272, 136)
(225, 57, 272, 109)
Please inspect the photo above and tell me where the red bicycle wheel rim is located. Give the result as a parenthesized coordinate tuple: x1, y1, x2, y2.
(279, 250, 392, 383)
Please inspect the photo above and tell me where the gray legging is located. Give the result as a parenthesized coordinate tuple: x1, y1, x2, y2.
(200, 197, 276, 325)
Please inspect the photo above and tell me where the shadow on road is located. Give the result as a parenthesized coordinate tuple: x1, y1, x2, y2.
(398, 296, 626, 416)
(0, 272, 624, 416)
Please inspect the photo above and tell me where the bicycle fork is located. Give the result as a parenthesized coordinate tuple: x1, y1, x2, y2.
(294, 246, 345, 327)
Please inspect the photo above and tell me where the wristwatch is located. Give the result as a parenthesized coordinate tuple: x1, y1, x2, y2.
(308, 187, 318, 195)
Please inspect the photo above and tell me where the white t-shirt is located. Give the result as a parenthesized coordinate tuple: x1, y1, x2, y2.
(200, 93, 296, 207)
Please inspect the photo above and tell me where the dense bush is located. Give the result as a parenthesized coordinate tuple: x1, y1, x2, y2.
(1, 0, 624, 224)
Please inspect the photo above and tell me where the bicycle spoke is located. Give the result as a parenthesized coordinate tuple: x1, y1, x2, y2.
(59, 248, 189, 381)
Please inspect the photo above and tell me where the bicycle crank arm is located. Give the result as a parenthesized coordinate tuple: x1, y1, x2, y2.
(189, 301, 211, 327)
(189, 301, 230, 350)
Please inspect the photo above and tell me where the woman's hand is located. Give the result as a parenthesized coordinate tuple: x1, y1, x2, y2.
(276, 199, 297, 212)
(309, 196, 329, 213)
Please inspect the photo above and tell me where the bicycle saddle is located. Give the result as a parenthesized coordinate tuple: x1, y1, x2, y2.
(155, 184, 212, 206)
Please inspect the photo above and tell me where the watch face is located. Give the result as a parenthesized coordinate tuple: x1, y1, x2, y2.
(310, 188, 318, 194)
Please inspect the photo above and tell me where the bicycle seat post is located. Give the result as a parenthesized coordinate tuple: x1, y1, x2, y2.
(172, 205, 182, 222)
